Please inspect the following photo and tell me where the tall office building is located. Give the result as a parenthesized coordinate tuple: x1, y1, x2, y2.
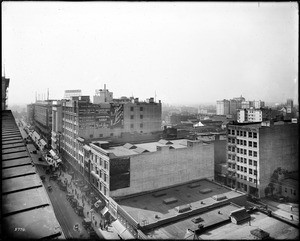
(226, 121, 298, 198)
(216, 99, 230, 115)
(33, 100, 55, 147)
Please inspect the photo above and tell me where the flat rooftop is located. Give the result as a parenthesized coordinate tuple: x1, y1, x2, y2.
(117, 179, 245, 227)
(198, 211, 299, 240)
(107, 139, 209, 157)
(144, 202, 241, 239)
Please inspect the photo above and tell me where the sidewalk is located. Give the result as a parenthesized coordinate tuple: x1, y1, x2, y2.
(63, 172, 120, 239)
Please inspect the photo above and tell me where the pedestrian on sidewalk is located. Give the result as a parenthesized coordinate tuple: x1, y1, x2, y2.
(291, 215, 294, 220)
(290, 205, 293, 211)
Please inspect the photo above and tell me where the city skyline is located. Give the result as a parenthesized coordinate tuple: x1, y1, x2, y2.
(2, 2, 298, 106)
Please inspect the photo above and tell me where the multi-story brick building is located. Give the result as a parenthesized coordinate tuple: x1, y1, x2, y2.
(33, 100, 55, 147)
(226, 121, 298, 198)
(26, 103, 35, 125)
(216, 99, 230, 115)
(60, 95, 162, 176)
(77, 138, 214, 201)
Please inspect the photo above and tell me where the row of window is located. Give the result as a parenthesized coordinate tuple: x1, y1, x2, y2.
(130, 123, 143, 128)
(236, 174, 257, 183)
(228, 129, 257, 138)
(130, 115, 143, 119)
(236, 139, 258, 148)
(237, 157, 257, 166)
(131, 107, 144, 111)
(237, 148, 258, 157)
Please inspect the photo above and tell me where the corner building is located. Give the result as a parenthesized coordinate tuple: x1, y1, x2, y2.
(226, 121, 298, 198)
(79, 139, 214, 201)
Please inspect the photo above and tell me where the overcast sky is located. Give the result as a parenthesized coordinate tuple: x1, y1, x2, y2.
(2, 2, 298, 106)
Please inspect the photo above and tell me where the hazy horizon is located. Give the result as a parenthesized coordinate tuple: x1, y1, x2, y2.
(2, 2, 298, 107)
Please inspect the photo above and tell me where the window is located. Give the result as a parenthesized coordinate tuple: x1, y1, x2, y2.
(253, 142, 257, 148)
(228, 154, 231, 160)
(237, 165, 240, 171)
(228, 138, 231, 143)
(130, 107, 134, 111)
(228, 163, 231, 168)
(254, 170, 257, 175)
(253, 132, 257, 138)
(243, 140, 247, 146)
(241, 166, 243, 172)
(140, 107, 143, 111)
(249, 159, 252, 165)
(285, 188, 287, 193)
(140, 123, 143, 128)
(130, 115, 134, 119)
(232, 147, 235, 152)
(228, 129, 231, 135)
(249, 177, 253, 182)
(243, 131, 246, 137)
(237, 130, 240, 136)
(140, 115, 143, 119)
(237, 139, 239, 145)
(253, 151, 257, 157)
(237, 148, 239, 153)
(249, 132, 252, 138)
(249, 168, 253, 174)
(104, 161, 108, 170)
(130, 124, 134, 128)
(254, 161, 257, 166)
(249, 141, 252, 147)
(249, 150, 252, 156)
(232, 139, 235, 144)
(244, 149, 247, 155)
(232, 155, 235, 161)
(244, 159, 247, 164)
(237, 157, 240, 162)
(244, 167, 247, 173)
(254, 179, 257, 184)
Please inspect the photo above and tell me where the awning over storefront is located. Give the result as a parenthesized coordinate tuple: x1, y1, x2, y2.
(50, 149, 59, 159)
(91, 171, 99, 179)
(40, 139, 47, 146)
(33, 131, 40, 140)
(100, 206, 109, 215)
(112, 220, 135, 240)
(112, 220, 126, 234)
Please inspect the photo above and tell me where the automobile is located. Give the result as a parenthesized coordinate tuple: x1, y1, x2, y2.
(191, 217, 204, 224)
(32, 150, 37, 154)
(38, 157, 43, 161)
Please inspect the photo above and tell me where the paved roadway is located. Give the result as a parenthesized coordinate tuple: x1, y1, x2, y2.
(17, 123, 91, 239)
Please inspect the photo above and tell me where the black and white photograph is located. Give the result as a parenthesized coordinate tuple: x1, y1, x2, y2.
(1, 1, 299, 240)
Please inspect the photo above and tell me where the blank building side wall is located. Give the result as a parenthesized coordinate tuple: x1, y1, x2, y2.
(258, 124, 299, 197)
(110, 144, 214, 197)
